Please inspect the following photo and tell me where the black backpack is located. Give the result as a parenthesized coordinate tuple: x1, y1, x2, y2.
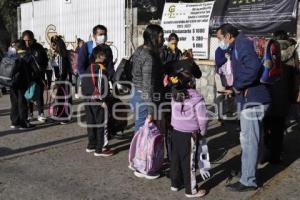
(0, 55, 19, 87)
(113, 57, 133, 82)
(113, 57, 133, 95)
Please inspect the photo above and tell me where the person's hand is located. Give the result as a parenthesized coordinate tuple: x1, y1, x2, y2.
(225, 53, 230, 60)
(297, 92, 300, 103)
(199, 169, 210, 180)
(147, 114, 153, 122)
(224, 89, 233, 97)
(232, 87, 241, 94)
(218, 89, 233, 96)
(163, 75, 169, 87)
(192, 131, 199, 141)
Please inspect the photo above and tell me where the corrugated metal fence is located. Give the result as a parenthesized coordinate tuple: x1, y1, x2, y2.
(20, 0, 126, 62)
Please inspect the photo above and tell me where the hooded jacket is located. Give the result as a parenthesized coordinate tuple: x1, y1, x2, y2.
(28, 41, 48, 71)
(77, 41, 114, 80)
(171, 89, 208, 135)
(230, 32, 271, 109)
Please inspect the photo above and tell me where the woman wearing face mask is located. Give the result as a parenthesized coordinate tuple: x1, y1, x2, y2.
(161, 33, 182, 65)
(50, 35, 72, 124)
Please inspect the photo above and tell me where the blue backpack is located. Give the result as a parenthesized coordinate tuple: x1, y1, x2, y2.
(86, 41, 94, 58)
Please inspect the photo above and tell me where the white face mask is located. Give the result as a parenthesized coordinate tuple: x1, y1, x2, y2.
(219, 40, 229, 50)
(96, 35, 107, 44)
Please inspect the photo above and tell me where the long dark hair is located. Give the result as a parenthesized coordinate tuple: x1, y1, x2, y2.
(50, 35, 68, 58)
(143, 24, 163, 51)
(171, 71, 195, 102)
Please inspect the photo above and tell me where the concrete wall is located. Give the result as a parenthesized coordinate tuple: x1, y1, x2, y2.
(195, 61, 216, 104)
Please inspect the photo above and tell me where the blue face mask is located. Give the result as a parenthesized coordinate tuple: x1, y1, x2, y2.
(219, 40, 229, 50)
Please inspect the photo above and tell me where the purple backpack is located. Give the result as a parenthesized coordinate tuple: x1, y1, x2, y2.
(128, 120, 164, 175)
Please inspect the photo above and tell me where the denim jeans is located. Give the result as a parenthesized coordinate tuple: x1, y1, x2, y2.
(130, 90, 149, 132)
(239, 104, 269, 187)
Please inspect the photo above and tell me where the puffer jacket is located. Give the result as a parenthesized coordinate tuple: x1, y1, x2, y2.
(171, 89, 208, 135)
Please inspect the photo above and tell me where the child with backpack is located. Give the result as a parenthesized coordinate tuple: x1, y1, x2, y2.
(8, 40, 35, 130)
(81, 44, 113, 157)
(169, 70, 208, 198)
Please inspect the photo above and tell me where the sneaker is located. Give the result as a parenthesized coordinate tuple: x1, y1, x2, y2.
(145, 174, 160, 180)
(60, 120, 71, 125)
(134, 171, 146, 178)
(74, 94, 80, 99)
(128, 165, 135, 171)
(185, 190, 206, 198)
(94, 149, 114, 157)
(28, 113, 34, 121)
(170, 187, 179, 192)
(226, 182, 257, 192)
(10, 125, 18, 129)
(19, 123, 35, 130)
(86, 148, 95, 153)
(37, 114, 47, 123)
(133, 171, 160, 180)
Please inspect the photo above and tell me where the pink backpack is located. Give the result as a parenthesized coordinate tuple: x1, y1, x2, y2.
(48, 85, 69, 118)
(128, 120, 164, 175)
(218, 59, 233, 87)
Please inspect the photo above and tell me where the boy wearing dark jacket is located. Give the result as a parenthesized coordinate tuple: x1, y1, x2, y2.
(81, 44, 113, 157)
(10, 40, 35, 130)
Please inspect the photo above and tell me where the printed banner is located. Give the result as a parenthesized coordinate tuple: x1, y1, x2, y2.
(210, 0, 298, 34)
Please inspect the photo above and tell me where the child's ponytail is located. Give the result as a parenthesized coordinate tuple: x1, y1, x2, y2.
(170, 71, 195, 103)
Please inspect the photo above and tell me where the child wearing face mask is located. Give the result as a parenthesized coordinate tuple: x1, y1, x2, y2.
(161, 33, 182, 65)
(81, 44, 113, 157)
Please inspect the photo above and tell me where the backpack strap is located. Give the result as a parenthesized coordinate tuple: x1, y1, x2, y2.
(90, 64, 99, 96)
(86, 41, 94, 58)
(90, 64, 104, 99)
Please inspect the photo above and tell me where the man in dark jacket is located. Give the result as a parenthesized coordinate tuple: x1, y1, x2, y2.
(22, 30, 49, 123)
(216, 24, 270, 192)
(77, 25, 115, 81)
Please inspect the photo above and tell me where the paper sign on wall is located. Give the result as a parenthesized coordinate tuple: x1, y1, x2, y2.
(161, 2, 215, 59)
